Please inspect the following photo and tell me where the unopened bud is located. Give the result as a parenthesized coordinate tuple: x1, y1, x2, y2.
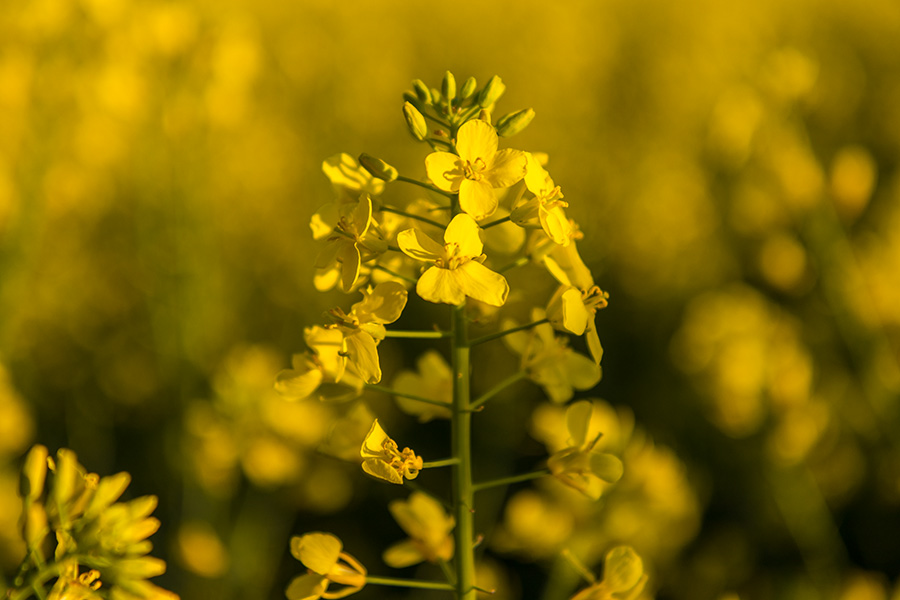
(412, 79, 432, 105)
(403, 102, 429, 141)
(496, 108, 535, 137)
(442, 71, 457, 102)
(358, 153, 398, 182)
(402, 92, 425, 113)
(478, 75, 505, 107)
(459, 76, 477, 99)
(478, 109, 491, 124)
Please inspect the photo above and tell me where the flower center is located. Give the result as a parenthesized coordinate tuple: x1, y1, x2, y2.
(462, 157, 487, 181)
(582, 286, 609, 314)
(435, 241, 469, 270)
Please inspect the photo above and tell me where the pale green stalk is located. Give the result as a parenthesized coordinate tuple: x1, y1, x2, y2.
(451, 302, 476, 600)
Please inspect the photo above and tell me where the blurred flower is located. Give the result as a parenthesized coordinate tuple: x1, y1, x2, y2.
(383, 492, 454, 567)
(510, 153, 571, 246)
(425, 119, 526, 220)
(399, 214, 509, 306)
(546, 401, 624, 500)
(392, 350, 452, 422)
(315, 194, 387, 293)
(287, 533, 366, 600)
(569, 546, 648, 600)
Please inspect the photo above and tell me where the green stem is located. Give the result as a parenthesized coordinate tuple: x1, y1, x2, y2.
(364, 383, 452, 409)
(482, 216, 510, 229)
(372, 264, 417, 284)
(423, 457, 460, 469)
(397, 175, 455, 198)
(496, 255, 531, 274)
(383, 329, 450, 339)
(471, 371, 528, 410)
(422, 112, 451, 129)
(470, 318, 550, 346)
(473, 469, 550, 493)
(365, 575, 455, 591)
(451, 303, 477, 600)
(8, 561, 62, 600)
(380, 206, 447, 229)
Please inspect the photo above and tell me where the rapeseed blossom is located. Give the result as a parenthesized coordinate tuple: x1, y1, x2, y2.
(287, 533, 366, 600)
(359, 420, 423, 484)
(383, 492, 455, 567)
(399, 214, 508, 306)
(424, 119, 526, 220)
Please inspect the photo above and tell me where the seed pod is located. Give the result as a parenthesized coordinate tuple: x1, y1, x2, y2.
(358, 153, 399, 182)
(497, 108, 535, 137)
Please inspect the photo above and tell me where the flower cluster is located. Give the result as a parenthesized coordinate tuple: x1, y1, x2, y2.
(11, 445, 177, 600)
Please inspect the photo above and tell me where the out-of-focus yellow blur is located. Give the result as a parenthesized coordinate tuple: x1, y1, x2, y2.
(3, 0, 900, 598)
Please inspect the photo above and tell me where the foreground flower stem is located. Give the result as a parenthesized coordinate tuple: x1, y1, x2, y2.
(470, 318, 550, 346)
(451, 302, 477, 600)
(473, 469, 550, 493)
(396, 174, 455, 198)
(382, 329, 450, 339)
(365, 575, 455, 591)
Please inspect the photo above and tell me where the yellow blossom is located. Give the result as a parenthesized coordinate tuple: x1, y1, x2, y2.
(510, 153, 572, 246)
(359, 420, 423, 485)
(503, 309, 601, 403)
(383, 492, 455, 568)
(398, 214, 509, 306)
(569, 546, 647, 600)
(425, 119, 526, 220)
(392, 350, 452, 422)
(315, 194, 387, 293)
(287, 532, 366, 600)
(546, 285, 608, 365)
(546, 401, 624, 500)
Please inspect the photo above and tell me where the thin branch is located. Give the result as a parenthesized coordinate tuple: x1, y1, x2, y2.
(470, 318, 549, 346)
(380, 206, 446, 229)
(471, 371, 528, 410)
(365, 383, 452, 409)
(473, 469, 550, 492)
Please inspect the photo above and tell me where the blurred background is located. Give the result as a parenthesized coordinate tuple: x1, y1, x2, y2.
(2, 0, 900, 598)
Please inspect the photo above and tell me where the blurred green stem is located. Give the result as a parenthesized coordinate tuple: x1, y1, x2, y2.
(380, 206, 446, 229)
(470, 318, 549, 346)
(396, 175, 454, 198)
(365, 576, 454, 591)
(473, 469, 549, 492)
(365, 383, 452, 409)
(471, 371, 527, 410)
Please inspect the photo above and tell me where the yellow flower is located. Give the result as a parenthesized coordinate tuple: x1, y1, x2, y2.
(503, 309, 601, 403)
(287, 533, 366, 600)
(330, 281, 408, 342)
(546, 285, 608, 365)
(322, 153, 385, 201)
(392, 350, 452, 422)
(546, 401, 624, 500)
(359, 420, 423, 485)
(383, 492, 455, 568)
(398, 214, 509, 306)
(569, 546, 647, 600)
(425, 119, 526, 220)
(510, 153, 572, 246)
(315, 194, 387, 292)
(274, 326, 365, 403)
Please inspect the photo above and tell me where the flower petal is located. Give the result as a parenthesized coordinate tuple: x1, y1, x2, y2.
(561, 288, 589, 335)
(524, 152, 552, 195)
(382, 539, 425, 568)
(540, 204, 571, 246)
(275, 356, 324, 400)
(337, 243, 362, 292)
(455, 261, 509, 307)
(443, 214, 483, 257)
(565, 351, 602, 391)
(285, 573, 329, 600)
(398, 228, 444, 262)
(416, 266, 466, 305)
(344, 331, 381, 384)
(291, 533, 342, 574)
(486, 148, 527, 189)
(425, 152, 463, 192)
(362, 459, 403, 484)
(458, 178, 498, 220)
(586, 322, 603, 365)
(566, 401, 593, 447)
(360, 419, 390, 459)
(456, 119, 498, 163)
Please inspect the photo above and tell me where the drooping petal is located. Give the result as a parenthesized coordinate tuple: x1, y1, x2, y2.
(286, 573, 329, 600)
(382, 539, 425, 568)
(561, 288, 589, 335)
(362, 459, 404, 484)
(425, 152, 463, 192)
(566, 401, 593, 448)
(458, 178, 498, 220)
(456, 119, 498, 163)
(305, 326, 346, 381)
(291, 533, 342, 574)
(416, 266, 466, 305)
(586, 322, 603, 365)
(455, 261, 509, 307)
(565, 351, 602, 391)
(524, 152, 552, 195)
(590, 453, 624, 484)
(398, 228, 444, 262)
(540, 204, 571, 246)
(275, 355, 324, 400)
(337, 243, 362, 293)
(344, 331, 381, 384)
(360, 420, 390, 460)
(443, 214, 483, 257)
(486, 148, 527, 189)
(353, 281, 408, 324)
(347, 194, 373, 237)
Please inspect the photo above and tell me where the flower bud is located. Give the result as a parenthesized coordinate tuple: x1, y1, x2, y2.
(19, 444, 48, 501)
(402, 92, 425, 114)
(497, 108, 535, 137)
(358, 153, 398, 182)
(403, 102, 428, 141)
(478, 75, 505, 107)
(411, 79, 432, 105)
(459, 76, 477, 99)
(441, 71, 456, 103)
